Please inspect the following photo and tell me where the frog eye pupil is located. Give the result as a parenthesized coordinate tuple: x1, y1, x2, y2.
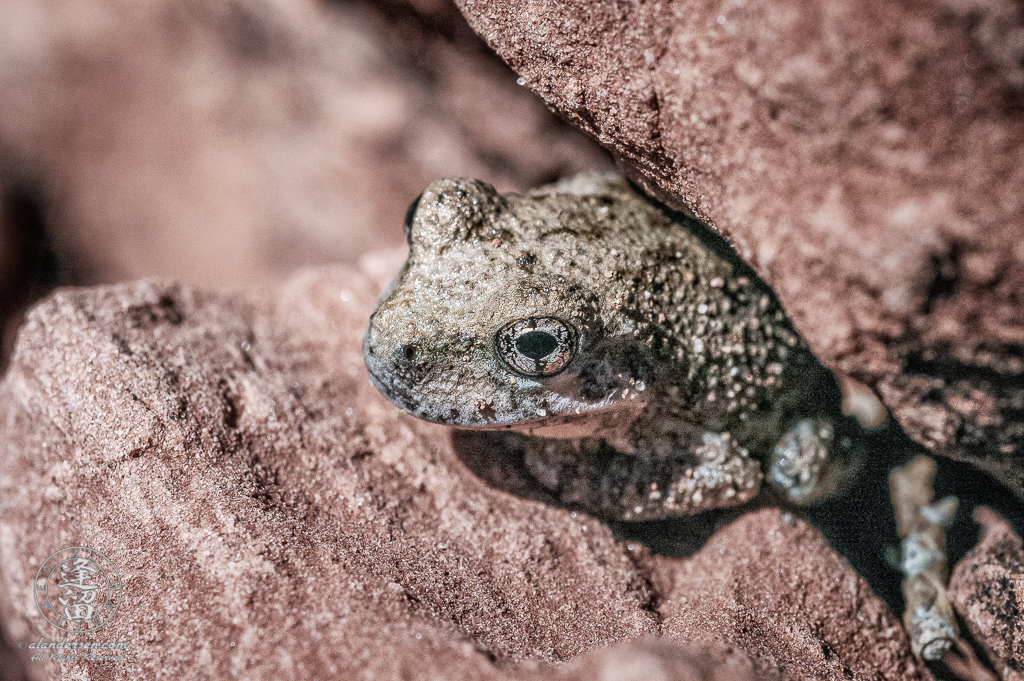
(495, 317, 578, 378)
(515, 331, 558, 359)
(403, 193, 423, 245)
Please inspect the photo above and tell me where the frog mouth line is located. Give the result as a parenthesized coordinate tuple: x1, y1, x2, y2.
(366, 363, 641, 430)
(363, 361, 488, 426)
(363, 362, 419, 414)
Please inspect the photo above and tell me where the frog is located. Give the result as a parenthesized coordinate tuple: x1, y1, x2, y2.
(363, 171, 870, 522)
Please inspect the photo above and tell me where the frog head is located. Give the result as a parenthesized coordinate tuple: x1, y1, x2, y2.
(363, 175, 654, 433)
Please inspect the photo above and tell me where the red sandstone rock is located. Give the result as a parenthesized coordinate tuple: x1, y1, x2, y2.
(0, 8, 609, 667)
(453, 0, 1024, 491)
(0, 270, 928, 680)
(537, 638, 764, 681)
(656, 509, 929, 681)
(950, 509, 1024, 681)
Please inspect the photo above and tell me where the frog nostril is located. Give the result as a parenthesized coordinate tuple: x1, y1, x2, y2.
(403, 344, 420, 362)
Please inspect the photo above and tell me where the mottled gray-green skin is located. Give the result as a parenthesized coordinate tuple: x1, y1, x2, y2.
(364, 172, 852, 520)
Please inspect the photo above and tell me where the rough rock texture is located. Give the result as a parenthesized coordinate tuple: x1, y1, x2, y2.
(657, 511, 925, 680)
(454, 0, 1024, 490)
(0, 0, 607, 289)
(0, 270, 930, 680)
(949, 509, 1024, 681)
(538, 638, 763, 681)
(0, 1, 1019, 678)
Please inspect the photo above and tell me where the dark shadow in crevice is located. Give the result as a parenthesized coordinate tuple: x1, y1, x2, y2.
(0, 176, 67, 372)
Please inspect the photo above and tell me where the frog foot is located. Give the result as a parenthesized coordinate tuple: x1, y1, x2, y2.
(767, 418, 839, 505)
(614, 432, 762, 521)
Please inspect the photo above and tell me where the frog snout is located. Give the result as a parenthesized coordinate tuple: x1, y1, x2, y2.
(364, 328, 425, 407)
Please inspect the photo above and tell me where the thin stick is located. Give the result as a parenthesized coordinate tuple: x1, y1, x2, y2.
(889, 455, 959, 660)
(942, 639, 998, 681)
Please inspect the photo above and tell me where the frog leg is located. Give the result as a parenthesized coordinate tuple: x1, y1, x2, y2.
(657, 431, 763, 517)
(516, 429, 761, 522)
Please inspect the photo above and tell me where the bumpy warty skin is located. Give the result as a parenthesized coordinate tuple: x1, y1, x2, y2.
(364, 172, 848, 518)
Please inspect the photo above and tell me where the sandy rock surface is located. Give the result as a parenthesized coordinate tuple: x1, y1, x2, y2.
(656, 511, 925, 680)
(949, 509, 1024, 681)
(537, 638, 764, 681)
(0, 269, 930, 680)
(454, 0, 1024, 490)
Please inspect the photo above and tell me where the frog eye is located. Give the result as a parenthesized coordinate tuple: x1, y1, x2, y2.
(403, 193, 422, 246)
(495, 317, 578, 377)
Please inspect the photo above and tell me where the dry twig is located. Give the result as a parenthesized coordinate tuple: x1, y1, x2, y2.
(889, 455, 959, 660)
(943, 639, 998, 681)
